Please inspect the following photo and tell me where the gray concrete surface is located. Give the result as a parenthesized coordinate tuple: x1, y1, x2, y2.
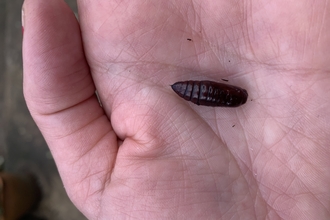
(0, 0, 87, 219)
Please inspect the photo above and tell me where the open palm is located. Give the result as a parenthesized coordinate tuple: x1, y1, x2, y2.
(23, 0, 330, 219)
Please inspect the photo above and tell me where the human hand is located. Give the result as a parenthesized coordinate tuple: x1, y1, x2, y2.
(23, 0, 330, 219)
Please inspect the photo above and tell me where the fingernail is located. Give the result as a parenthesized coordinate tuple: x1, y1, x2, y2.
(21, 5, 25, 34)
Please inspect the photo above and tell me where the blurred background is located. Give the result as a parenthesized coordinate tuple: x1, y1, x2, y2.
(0, 0, 87, 219)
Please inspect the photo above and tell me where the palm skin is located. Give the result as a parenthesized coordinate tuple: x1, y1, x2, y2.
(22, 0, 330, 219)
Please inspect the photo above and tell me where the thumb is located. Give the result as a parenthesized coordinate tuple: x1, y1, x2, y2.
(22, 0, 117, 213)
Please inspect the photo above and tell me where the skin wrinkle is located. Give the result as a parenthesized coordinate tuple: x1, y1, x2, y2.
(72, 175, 104, 217)
(80, 125, 115, 163)
(43, 100, 105, 141)
(243, 1, 259, 62)
(265, 25, 280, 56)
(315, 193, 330, 216)
(273, 194, 293, 211)
(257, 180, 287, 205)
(178, 142, 188, 216)
(302, 16, 309, 62)
(190, 1, 203, 34)
(250, 174, 262, 218)
(121, 35, 140, 60)
(222, 24, 239, 62)
(260, 149, 298, 187)
(58, 130, 116, 209)
(27, 78, 94, 116)
(311, 1, 324, 60)
(185, 5, 220, 64)
(83, 170, 110, 198)
(291, 118, 324, 142)
(214, 142, 255, 217)
(301, 140, 328, 168)
(278, 167, 302, 196)
(167, 1, 195, 32)
(30, 59, 90, 90)
(287, 173, 316, 202)
(276, 149, 322, 193)
(317, 1, 329, 47)
(278, 115, 323, 145)
(297, 169, 328, 202)
(236, 114, 254, 180)
(258, 162, 317, 212)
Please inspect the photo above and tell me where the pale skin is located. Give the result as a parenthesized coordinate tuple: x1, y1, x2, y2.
(22, 0, 330, 219)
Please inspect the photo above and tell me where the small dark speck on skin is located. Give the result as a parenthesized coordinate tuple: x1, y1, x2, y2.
(221, 78, 229, 82)
(251, 99, 253, 101)
(229, 60, 231, 62)
(187, 38, 192, 41)
(232, 125, 235, 127)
